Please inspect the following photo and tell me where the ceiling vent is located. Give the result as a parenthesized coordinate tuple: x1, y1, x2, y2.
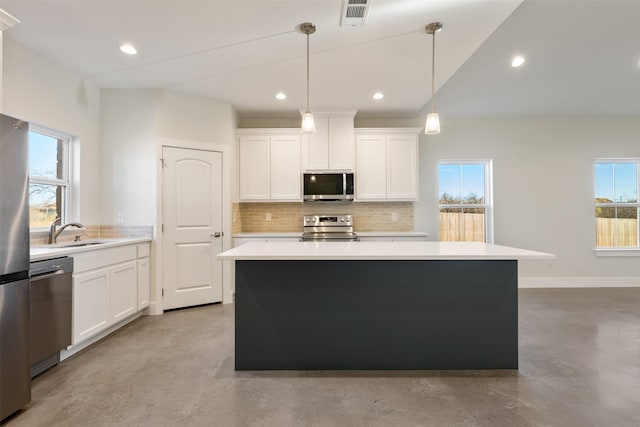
(341, 0, 370, 27)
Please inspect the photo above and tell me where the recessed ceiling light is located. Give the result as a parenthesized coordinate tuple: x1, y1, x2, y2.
(511, 55, 525, 67)
(373, 92, 384, 100)
(120, 44, 137, 55)
(275, 92, 287, 100)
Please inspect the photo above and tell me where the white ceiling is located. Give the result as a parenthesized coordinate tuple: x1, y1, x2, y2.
(2, 1, 639, 118)
(437, 0, 640, 117)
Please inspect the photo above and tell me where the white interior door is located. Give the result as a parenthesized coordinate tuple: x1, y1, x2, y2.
(162, 146, 223, 310)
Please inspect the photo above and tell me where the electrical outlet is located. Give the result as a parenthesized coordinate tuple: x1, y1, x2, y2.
(391, 212, 398, 222)
(116, 213, 125, 224)
(266, 212, 272, 221)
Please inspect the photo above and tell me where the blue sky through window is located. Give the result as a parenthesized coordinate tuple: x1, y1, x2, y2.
(439, 163, 485, 203)
(595, 162, 637, 203)
(29, 131, 59, 179)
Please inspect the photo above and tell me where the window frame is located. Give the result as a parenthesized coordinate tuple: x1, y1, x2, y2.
(437, 159, 494, 243)
(593, 158, 640, 254)
(28, 125, 72, 230)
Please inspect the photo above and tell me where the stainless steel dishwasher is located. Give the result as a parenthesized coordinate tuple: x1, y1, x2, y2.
(29, 257, 73, 377)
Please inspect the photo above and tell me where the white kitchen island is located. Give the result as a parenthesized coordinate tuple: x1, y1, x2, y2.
(218, 241, 554, 370)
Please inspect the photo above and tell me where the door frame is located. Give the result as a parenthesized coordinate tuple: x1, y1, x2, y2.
(152, 138, 233, 315)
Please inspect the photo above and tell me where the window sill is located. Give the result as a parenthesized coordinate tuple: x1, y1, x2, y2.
(594, 248, 640, 257)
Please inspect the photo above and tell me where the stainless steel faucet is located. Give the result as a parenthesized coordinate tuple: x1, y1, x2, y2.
(48, 217, 84, 244)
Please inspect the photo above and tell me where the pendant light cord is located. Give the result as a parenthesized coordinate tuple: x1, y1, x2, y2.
(431, 30, 436, 113)
(306, 32, 310, 113)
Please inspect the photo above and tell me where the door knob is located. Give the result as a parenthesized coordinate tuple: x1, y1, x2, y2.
(211, 232, 222, 238)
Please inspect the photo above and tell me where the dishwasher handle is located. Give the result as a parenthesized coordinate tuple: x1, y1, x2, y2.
(30, 269, 69, 280)
(30, 257, 74, 279)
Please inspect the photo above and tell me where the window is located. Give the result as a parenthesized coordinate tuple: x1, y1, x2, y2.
(438, 161, 492, 242)
(28, 127, 71, 228)
(594, 160, 639, 248)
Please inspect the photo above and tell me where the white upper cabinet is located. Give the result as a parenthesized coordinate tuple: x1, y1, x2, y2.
(239, 134, 270, 200)
(301, 113, 355, 171)
(355, 128, 420, 201)
(355, 134, 387, 200)
(270, 135, 301, 200)
(238, 130, 301, 201)
(386, 134, 418, 199)
(304, 117, 330, 170)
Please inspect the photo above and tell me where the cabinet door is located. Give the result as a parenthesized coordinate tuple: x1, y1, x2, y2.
(270, 135, 301, 200)
(302, 117, 329, 170)
(110, 260, 137, 323)
(329, 117, 354, 170)
(387, 135, 418, 200)
(137, 257, 150, 310)
(73, 268, 110, 345)
(239, 135, 270, 200)
(355, 135, 387, 200)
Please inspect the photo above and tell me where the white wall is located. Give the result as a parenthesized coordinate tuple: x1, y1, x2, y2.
(157, 90, 236, 144)
(156, 90, 238, 202)
(415, 117, 640, 283)
(100, 88, 238, 223)
(2, 36, 102, 223)
(100, 89, 159, 226)
(100, 88, 238, 311)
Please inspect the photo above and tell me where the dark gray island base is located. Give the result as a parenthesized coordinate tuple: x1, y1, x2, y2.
(235, 259, 518, 370)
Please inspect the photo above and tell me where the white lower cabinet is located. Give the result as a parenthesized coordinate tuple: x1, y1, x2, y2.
(136, 243, 150, 310)
(73, 267, 110, 344)
(137, 257, 150, 310)
(71, 242, 150, 346)
(110, 261, 138, 323)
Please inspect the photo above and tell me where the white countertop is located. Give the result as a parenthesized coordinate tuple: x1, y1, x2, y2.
(30, 238, 151, 261)
(233, 232, 303, 238)
(232, 231, 429, 238)
(217, 241, 555, 261)
(356, 231, 429, 237)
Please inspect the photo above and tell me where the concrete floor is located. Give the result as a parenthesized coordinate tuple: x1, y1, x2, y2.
(3, 288, 640, 427)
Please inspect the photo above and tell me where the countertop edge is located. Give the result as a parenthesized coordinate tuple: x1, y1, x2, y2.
(217, 241, 556, 261)
(30, 238, 152, 261)
(233, 231, 430, 238)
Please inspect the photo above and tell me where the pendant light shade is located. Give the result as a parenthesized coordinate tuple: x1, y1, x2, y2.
(426, 112, 440, 134)
(302, 112, 316, 133)
(300, 22, 316, 134)
(425, 22, 443, 135)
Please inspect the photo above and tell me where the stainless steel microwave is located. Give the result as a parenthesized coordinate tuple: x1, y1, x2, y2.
(303, 172, 354, 202)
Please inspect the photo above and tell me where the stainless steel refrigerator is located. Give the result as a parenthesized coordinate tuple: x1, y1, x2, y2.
(0, 114, 31, 420)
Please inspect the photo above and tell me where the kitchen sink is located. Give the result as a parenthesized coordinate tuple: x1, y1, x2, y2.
(57, 241, 108, 248)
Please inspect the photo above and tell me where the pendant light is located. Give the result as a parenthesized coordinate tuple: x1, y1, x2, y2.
(425, 22, 443, 135)
(300, 22, 316, 134)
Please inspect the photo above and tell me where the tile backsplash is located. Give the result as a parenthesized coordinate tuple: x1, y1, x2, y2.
(235, 202, 413, 232)
(30, 225, 153, 246)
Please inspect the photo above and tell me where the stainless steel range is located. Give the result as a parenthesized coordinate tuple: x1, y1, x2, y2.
(302, 214, 359, 242)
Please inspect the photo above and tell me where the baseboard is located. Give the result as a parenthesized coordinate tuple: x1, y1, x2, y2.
(520, 276, 640, 288)
(148, 301, 163, 315)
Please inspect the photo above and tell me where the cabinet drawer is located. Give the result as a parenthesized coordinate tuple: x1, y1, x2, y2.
(73, 245, 137, 273)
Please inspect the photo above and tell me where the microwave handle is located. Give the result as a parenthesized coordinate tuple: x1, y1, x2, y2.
(343, 173, 346, 196)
